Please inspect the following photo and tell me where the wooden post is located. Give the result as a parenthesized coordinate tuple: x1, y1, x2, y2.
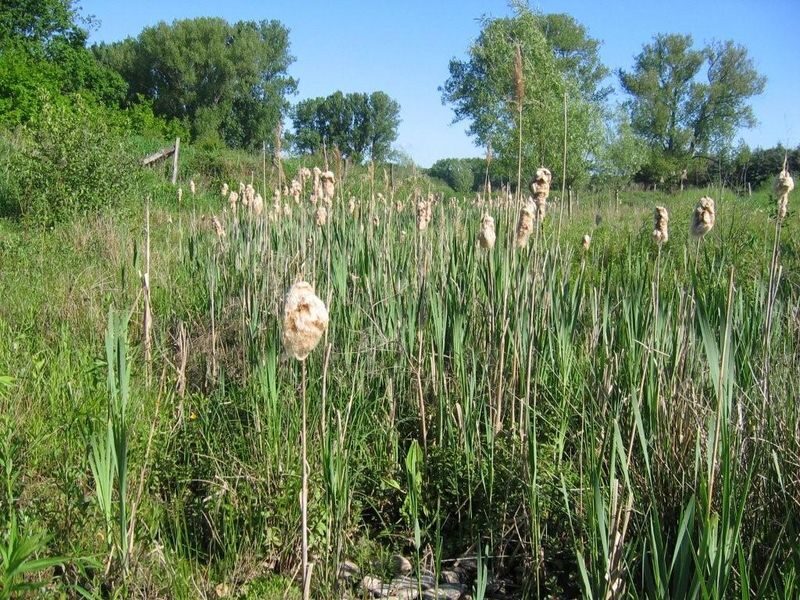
(171, 137, 180, 185)
(568, 186, 573, 218)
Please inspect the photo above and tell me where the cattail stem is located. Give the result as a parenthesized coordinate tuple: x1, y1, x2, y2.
(301, 360, 310, 600)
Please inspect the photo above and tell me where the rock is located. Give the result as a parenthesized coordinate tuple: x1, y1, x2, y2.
(392, 554, 413, 575)
(362, 575, 388, 597)
(422, 583, 466, 600)
(440, 569, 465, 584)
(338, 560, 360, 583)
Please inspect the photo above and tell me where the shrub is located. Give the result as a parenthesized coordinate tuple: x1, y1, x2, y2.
(9, 94, 139, 226)
(428, 158, 476, 194)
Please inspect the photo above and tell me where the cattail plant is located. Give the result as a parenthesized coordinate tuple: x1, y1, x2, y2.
(211, 215, 225, 239)
(190, 179, 196, 196)
(582, 234, 591, 251)
(348, 197, 356, 214)
(251, 193, 264, 217)
(416, 199, 431, 231)
(238, 182, 246, 196)
(282, 281, 329, 600)
(320, 171, 336, 206)
(652, 206, 669, 244)
(774, 167, 794, 220)
(516, 201, 535, 247)
(177, 187, 183, 203)
(228, 191, 239, 213)
(479, 214, 496, 249)
(291, 179, 302, 204)
(315, 206, 328, 227)
(221, 183, 229, 198)
(691, 196, 716, 238)
(531, 167, 551, 222)
(245, 184, 256, 206)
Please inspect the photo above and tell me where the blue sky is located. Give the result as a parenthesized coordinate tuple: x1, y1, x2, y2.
(80, 0, 800, 167)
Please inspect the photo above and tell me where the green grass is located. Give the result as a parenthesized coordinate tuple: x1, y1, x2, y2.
(0, 158, 798, 598)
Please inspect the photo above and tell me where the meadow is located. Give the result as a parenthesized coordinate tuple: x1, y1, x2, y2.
(0, 150, 798, 599)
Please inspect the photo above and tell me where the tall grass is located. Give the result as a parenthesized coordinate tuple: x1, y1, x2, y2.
(1, 165, 798, 597)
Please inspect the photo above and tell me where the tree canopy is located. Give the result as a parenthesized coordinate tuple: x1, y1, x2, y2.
(95, 17, 297, 149)
(291, 91, 400, 163)
(619, 34, 766, 182)
(0, 0, 126, 124)
(441, 8, 607, 187)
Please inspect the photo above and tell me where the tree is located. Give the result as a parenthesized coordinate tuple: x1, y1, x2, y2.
(95, 18, 296, 149)
(0, 0, 126, 124)
(290, 91, 400, 163)
(441, 7, 607, 188)
(619, 34, 765, 183)
(596, 108, 648, 192)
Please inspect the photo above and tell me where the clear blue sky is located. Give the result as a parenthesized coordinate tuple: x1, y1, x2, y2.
(80, 0, 799, 167)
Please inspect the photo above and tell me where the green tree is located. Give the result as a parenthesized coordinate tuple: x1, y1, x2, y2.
(290, 91, 400, 163)
(619, 34, 765, 183)
(0, 0, 126, 124)
(441, 7, 606, 188)
(95, 18, 296, 149)
(428, 158, 479, 193)
(596, 108, 648, 191)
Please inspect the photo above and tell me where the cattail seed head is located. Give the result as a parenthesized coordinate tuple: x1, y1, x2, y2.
(775, 169, 794, 220)
(582, 234, 591, 251)
(416, 199, 432, 231)
(516, 201, 535, 247)
(177, 187, 183, 203)
(321, 170, 336, 203)
(315, 206, 328, 226)
(653, 206, 669, 244)
(530, 167, 552, 202)
(282, 281, 329, 361)
(691, 196, 715, 238)
(211, 215, 225, 239)
(479, 214, 496, 249)
(190, 179, 196, 195)
(251, 193, 264, 217)
(228, 191, 239, 212)
(513, 44, 525, 108)
(348, 197, 356, 214)
(221, 183, 229, 198)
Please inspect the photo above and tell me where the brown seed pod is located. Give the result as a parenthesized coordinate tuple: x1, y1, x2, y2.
(479, 214, 496, 249)
(282, 281, 329, 361)
(321, 170, 336, 203)
(315, 206, 328, 226)
(516, 201, 535, 247)
(775, 169, 794, 220)
(228, 191, 239, 212)
(652, 206, 669, 244)
(691, 197, 715, 238)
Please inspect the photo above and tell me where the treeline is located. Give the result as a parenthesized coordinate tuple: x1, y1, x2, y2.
(0, 1, 401, 158)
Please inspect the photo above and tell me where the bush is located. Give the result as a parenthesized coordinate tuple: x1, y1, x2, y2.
(9, 94, 139, 225)
(428, 158, 477, 194)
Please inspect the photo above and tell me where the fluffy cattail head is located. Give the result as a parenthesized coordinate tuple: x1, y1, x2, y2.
(221, 183, 229, 197)
(582, 234, 591, 251)
(320, 170, 336, 202)
(211, 215, 225, 239)
(691, 196, 715, 238)
(315, 206, 328, 226)
(190, 180, 196, 195)
(775, 168, 794, 220)
(416, 199, 431, 231)
(177, 187, 183, 203)
(228, 191, 239, 211)
(530, 167, 552, 202)
(652, 206, 669, 244)
(479, 214, 496, 249)
(282, 281, 329, 361)
(251, 193, 264, 217)
(348, 197, 356, 214)
(516, 201, 535, 247)
(239, 182, 246, 195)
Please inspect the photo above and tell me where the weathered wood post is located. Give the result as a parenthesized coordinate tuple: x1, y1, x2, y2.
(171, 137, 180, 185)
